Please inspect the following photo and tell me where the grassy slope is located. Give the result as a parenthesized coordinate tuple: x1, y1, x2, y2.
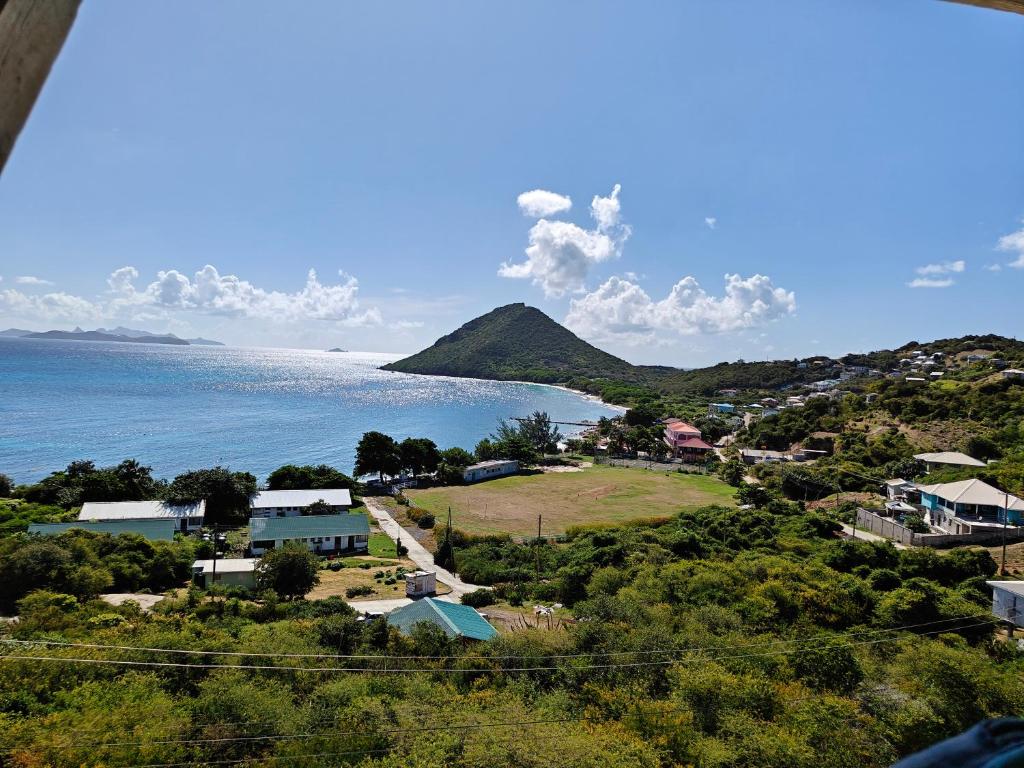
(405, 464, 736, 537)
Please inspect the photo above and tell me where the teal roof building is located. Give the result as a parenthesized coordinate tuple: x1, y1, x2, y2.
(387, 597, 497, 642)
(28, 519, 176, 541)
(248, 513, 370, 556)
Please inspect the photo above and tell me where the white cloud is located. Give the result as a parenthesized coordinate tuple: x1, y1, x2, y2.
(997, 225, 1024, 268)
(565, 273, 796, 345)
(500, 184, 630, 297)
(704, 217, 717, 230)
(15, 275, 54, 286)
(985, 263, 1003, 272)
(0, 264, 382, 328)
(0, 289, 103, 323)
(915, 260, 965, 276)
(590, 184, 624, 233)
(516, 189, 572, 218)
(908, 277, 954, 289)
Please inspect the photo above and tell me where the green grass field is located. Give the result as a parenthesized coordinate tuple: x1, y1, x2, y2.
(405, 463, 736, 537)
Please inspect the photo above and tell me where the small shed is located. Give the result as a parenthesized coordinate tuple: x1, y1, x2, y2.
(462, 460, 518, 484)
(192, 558, 258, 590)
(405, 570, 437, 597)
(387, 597, 497, 641)
(987, 581, 1024, 629)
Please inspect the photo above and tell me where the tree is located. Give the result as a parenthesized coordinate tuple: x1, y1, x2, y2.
(266, 464, 356, 491)
(624, 402, 660, 427)
(439, 447, 474, 467)
(354, 431, 402, 482)
(166, 467, 258, 525)
(719, 459, 745, 487)
(0, 474, 11, 497)
(399, 438, 440, 477)
(517, 411, 562, 456)
(255, 544, 320, 600)
(305, 499, 333, 516)
(474, 438, 497, 461)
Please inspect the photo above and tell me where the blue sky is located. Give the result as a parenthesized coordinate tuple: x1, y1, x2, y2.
(0, 0, 1022, 366)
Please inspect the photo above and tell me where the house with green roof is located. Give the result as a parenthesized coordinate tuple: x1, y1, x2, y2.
(248, 513, 369, 556)
(386, 597, 497, 642)
(28, 519, 176, 541)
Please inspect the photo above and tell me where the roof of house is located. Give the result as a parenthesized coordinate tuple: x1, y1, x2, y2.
(250, 489, 352, 509)
(987, 581, 1024, 598)
(249, 513, 370, 540)
(677, 437, 713, 450)
(741, 448, 788, 459)
(665, 420, 700, 434)
(192, 558, 257, 574)
(29, 519, 177, 540)
(387, 597, 497, 641)
(1003, 368, 1024, 375)
(913, 451, 986, 467)
(78, 500, 205, 522)
(463, 460, 518, 472)
(918, 478, 1024, 511)
(884, 478, 912, 487)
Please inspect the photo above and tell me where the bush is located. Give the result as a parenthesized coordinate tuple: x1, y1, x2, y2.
(417, 513, 436, 529)
(461, 588, 496, 608)
(345, 585, 374, 598)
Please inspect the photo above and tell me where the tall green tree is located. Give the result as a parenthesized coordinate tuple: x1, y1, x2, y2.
(354, 431, 402, 482)
(255, 544, 320, 600)
(166, 467, 258, 525)
(399, 438, 441, 477)
(266, 464, 356, 491)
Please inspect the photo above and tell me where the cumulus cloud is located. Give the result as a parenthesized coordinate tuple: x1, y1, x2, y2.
(0, 264, 382, 328)
(517, 189, 572, 218)
(915, 260, 965, 276)
(565, 273, 796, 345)
(500, 184, 630, 297)
(997, 225, 1024, 268)
(908, 277, 954, 289)
(985, 263, 1003, 272)
(704, 217, 717, 230)
(15, 275, 54, 286)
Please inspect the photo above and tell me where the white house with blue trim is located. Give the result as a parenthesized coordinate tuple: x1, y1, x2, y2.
(918, 479, 1024, 535)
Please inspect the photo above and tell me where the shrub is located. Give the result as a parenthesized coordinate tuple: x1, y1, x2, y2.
(461, 588, 496, 608)
(345, 585, 374, 598)
(417, 513, 435, 529)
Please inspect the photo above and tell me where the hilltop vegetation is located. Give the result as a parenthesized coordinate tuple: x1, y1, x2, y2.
(381, 303, 639, 383)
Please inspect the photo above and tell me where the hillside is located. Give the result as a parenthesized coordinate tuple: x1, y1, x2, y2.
(381, 303, 639, 383)
(24, 330, 190, 345)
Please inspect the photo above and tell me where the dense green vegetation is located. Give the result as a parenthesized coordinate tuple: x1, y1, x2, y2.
(0, 495, 1019, 767)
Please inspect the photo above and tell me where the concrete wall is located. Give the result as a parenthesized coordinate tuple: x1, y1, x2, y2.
(0, 0, 80, 173)
(856, 508, 1024, 548)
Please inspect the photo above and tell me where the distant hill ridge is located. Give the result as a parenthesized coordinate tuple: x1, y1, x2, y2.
(1, 327, 224, 346)
(382, 304, 1024, 397)
(381, 303, 639, 384)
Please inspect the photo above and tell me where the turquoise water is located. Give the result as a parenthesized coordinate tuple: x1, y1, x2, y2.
(0, 338, 619, 483)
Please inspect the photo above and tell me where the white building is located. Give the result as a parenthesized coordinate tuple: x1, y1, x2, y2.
(250, 488, 352, 518)
(462, 460, 518, 483)
(192, 558, 258, 590)
(405, 570, 437, 597)
(987, 581, 1024, 629)
(1001, 369, 1024, 380)
(248, 513, 369, 556)
(78, 500, 205, 533)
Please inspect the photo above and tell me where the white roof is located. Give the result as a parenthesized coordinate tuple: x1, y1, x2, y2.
(250, 489, 352, 509)
(987, 581, 1024, 598)
(464, 460, 518, 471)
(1003, 369, 1024, 375)
(884, 478, 912, 487)
(914, 451, 986, 467)
(918, 478, 1024, 511)
(193, 558, 257, 574)
(79, 500, 205, 521)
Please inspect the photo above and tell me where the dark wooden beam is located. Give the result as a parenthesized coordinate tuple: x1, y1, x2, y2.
(0, 0, 81, 175)
(943, 0, 1024, 14)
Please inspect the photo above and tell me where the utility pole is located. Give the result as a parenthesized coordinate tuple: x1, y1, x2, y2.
(1002, 489, 1010, 576)
(446, 506, 455, 577)
(535, 514, 542, 582)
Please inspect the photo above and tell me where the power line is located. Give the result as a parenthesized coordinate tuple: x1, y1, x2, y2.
(0, 612, 994, 662)
(0, 618, 999, 674)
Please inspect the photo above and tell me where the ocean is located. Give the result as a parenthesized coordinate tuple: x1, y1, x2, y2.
(0, 338, 620, 484)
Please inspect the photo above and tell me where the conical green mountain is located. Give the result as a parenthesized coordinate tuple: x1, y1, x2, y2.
(381, 303, 638, 383)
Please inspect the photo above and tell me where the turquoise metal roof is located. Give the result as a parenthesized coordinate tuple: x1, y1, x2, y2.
(249, 513, 369, 541)
(28, 519, 176, 541)
(387, 597, 497, 641)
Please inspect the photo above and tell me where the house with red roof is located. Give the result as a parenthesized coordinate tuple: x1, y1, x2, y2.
(663, 419, 714, 463)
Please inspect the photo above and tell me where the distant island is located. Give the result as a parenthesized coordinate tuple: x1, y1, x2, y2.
(0, 326, 225, 347)
(327, 347, 348, 353)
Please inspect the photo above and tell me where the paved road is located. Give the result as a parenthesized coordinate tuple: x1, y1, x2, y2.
(362, 497, 484, 600)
